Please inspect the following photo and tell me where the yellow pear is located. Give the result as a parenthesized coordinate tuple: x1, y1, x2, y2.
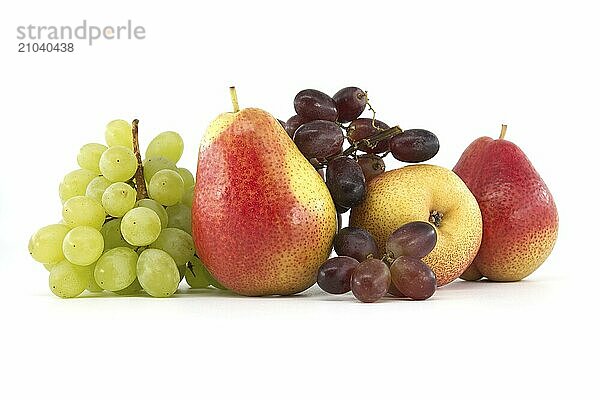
(350, 164, 482, 286)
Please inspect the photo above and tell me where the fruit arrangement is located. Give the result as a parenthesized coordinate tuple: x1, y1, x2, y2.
(28, 120, 224, 298)
(192, 87, 444, 298)
(283, 87, 440, 214)
(281, 87, 467, 302)
(30, 87, 558, 302)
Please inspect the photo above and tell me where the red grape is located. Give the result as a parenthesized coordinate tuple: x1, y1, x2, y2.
(334, 227, 379, 261)
(388, 282, 407, 297)
(317, 256, 359, 294)
(347, 118, 391, 154)
(389, 129, 439, 163)
(357, 154, 385, 182)
(351, 259, 391, 303)
(333, 87, 367, 123)
(294, 120, 344, 159)
(386, 221, 437, 259)
(294, 89, 338, 122)
(285, 114, 308, 138)
(335, 204, 350, 214)
(390, 256, 436, 300)
(326, 157, 366, 209)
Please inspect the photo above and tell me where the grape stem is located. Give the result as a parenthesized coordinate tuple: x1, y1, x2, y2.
(341, 126, 403, 157)
(310, 125, 403, 169)
(381, 253, 396, 266)
(131, 119, 148, 200)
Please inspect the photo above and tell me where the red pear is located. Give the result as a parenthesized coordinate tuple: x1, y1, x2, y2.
(453, 125, 558, 281)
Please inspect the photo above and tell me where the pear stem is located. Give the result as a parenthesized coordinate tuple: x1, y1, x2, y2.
(229, 86, 240, 113)
(499, 124, 508, 140)
(131, 119, 148, 200)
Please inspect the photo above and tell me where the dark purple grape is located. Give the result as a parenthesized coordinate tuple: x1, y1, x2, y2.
(285, 114, 308, 138)
(294, 89, 338, 122)
(351, 259, 391, 303)
(334, 227, 379, 261)
(294, 120, 344, 159)
(386, 221, 437, 259)
(388, 282, 407, 297)
(390, 256, 436, 300)
(335, 204, 350, 214)
(389, 129, 439, 163)
(326, 157, 366, 209)
(317, 256, 360, 294)
(357, 154, 385, 182)
(347, 118, 390, 154)
(333, 87, 367, 123)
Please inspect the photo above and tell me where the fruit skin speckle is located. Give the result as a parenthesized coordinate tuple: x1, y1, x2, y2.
(350, 164, 482, 286)
(192, 108, 337, 296)
(454, 137, 559, 281)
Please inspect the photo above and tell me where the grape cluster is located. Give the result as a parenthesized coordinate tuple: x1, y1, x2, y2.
(28, 119, 223, 298)
(318, 222, 438, 303)
(282, 87, 440, 214)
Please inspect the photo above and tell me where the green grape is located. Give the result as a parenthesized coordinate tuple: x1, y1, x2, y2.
(184, 257, 211, 288)
(181, 188, 194, 208)
(62, 195, 105, 229)
(86, 267, 103, 293)
(121, 207, 161, 246)
(85, 176, 112, 203)
(105, 119, 133, 149)
(62, 226, 104, 266)
(100, 218, 133, 250)
(145, 131, 184, 163)
(137, 249, 180, 297)
(59, 169, 98, 203)
(94, 247, 137, 291)
(177, 264, 186, 282)
(44, 263, 57, 271)
(149, 169, 184, 206)
(143, 156, 177, 182)
(113, 278, 142, 295)
(135, 198, 168, 228)
(77, 143, 108, 174)
(49, 259, 90, 298)
(178, 168, 195, 191)
(102, 182, 137, 217)
(166, 204, 192, 234)
(191, 256, 227, 289)
(149, 228, 195, 266)
(29, 224, 70, 264)
(99, 146, 137, 182)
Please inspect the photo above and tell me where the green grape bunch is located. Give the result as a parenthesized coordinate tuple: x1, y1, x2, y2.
(29, 119, 225, 298)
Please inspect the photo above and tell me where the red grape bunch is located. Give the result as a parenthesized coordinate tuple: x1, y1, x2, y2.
(317, 222, 438, 303)
(281, 87, 440, 214)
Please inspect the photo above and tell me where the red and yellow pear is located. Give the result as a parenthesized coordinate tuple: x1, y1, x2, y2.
(453, 125, 558, 281)
(192, 88, 337, 296)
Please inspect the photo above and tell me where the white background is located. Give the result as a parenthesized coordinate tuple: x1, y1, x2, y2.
(0, 0, 598, 398)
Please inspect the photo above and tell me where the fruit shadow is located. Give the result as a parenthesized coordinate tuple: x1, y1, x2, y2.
(440, 278, 539, 292)
(177, 287, 314, 299)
